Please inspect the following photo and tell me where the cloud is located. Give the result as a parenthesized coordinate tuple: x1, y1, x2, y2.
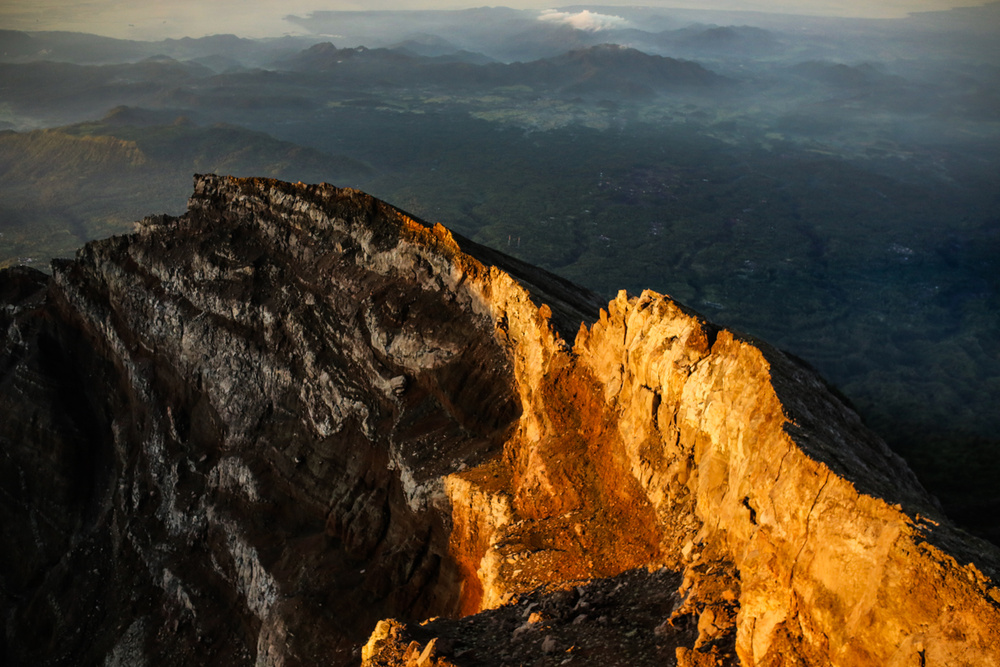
(537, 9, 631, 32)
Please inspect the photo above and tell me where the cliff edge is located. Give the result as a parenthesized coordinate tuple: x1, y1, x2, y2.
(1, 175, 998, 666)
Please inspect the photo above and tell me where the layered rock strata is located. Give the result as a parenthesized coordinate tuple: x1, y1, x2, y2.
(1, 175, 998, 666)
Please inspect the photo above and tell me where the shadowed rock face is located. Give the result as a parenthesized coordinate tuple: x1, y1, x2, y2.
(1, 175, 999, 667)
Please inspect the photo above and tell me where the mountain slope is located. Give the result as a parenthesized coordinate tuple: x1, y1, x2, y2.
(1, 175, 998, 666)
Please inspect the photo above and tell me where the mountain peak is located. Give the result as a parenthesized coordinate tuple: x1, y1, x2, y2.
(1, 175, 998, 665)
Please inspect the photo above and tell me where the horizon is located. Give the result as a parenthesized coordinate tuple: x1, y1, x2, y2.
(0, 0, 995, 40)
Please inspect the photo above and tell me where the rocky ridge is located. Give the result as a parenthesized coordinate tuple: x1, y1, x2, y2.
(1, 175, 998, 666)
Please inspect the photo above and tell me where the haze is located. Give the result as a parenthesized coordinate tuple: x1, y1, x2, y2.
(0, 0, 993, 39)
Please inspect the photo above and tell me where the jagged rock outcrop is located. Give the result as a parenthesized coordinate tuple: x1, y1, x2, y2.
(1, 175, 998, 666)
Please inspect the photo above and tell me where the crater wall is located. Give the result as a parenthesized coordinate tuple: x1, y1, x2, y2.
(1, 175, 997, 666)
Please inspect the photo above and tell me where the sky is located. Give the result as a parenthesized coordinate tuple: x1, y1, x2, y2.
(0, 0, 991, 40)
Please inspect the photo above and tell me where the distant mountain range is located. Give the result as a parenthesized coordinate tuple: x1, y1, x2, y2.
(4, 2, 997, 70)
(0, 30, 316, 68)
(276, 42, 727, 97)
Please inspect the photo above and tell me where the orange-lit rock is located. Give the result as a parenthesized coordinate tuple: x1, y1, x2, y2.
(1, 176, 997, 666)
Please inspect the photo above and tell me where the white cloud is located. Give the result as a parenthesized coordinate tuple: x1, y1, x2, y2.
(537, 9, 631, 32)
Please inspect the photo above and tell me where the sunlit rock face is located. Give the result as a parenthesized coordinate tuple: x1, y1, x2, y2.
(1, 175, 998, 666)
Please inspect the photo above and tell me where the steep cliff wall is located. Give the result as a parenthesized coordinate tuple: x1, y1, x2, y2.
(1, 175, 998, 666)
(572, 292, 1000, 665)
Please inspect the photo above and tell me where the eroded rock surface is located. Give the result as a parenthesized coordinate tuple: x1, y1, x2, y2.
(1, 175, 998, 666)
